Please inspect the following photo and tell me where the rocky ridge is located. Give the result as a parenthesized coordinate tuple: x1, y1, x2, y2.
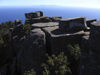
(0, 11, 99, 75)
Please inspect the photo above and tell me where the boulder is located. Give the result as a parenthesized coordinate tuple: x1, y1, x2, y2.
(25, 11, 52, 24)
(59, 17, 87, 32)
(32, 11, 43, 18)
(25, 11, 43, 19)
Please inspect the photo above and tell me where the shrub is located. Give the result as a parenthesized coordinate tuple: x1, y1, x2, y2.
(67, 44, 80, 61)
(41, 52, 72, 75)
(0, 21, 14, 36)
(24, 69, 36, 75)
(0, 37, 4, 45)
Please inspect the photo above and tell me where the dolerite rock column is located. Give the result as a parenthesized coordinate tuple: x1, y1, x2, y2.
(88, 21, 100, 75)
(16, 28, 46, 75)
(80, 35, 90, 75)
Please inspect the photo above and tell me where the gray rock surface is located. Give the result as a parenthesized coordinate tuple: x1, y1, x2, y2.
(80, 21, 100, 75)
(16, 28, 46, 75)
(86, 19, 96, 27)
(43, 26, 85, 54)
(80, 33, 90, 75)
(59, 17, 87, 32)
(25, 11, 52, 24)
(1, 10, 100, 75)
(25, 11, 43, 19)
(30, 16, 52, 24)
(50, 16, 62, 22)
(32, 22, 59, 29)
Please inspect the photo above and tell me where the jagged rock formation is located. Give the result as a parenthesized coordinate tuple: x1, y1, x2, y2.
(88, 21, 100, 75)
(0, 11, 99, 75)
(80, 21, 100, 75)
(43, 26, 85, 54)
(25, 11, 62, 24)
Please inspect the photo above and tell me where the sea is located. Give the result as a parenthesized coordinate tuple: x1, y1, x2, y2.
(0, 6, 100, 24)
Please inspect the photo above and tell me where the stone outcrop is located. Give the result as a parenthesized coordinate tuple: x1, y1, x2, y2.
(80, 33, 90, 75)
(28, 12, 99, 75)
(25, 11, 51, 24)
(25, 11, 43, 19)
(15, 28, 46, 75)
(86, 19, 96, 27)
(80, 21, 100, 75)
(0, 11, 99, 75)
(32, 22, 59, 29)
(59, 17, 87, 32)
(50, 16, 62, 22)
(88, 21, 100, 75)
(25, 11, 62, 24)
(43, 26, 85, 54)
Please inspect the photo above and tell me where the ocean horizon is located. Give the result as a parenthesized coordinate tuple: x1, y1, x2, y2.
(0, 6, 100, 23)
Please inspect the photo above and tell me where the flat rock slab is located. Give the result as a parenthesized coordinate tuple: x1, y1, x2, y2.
(43, 26, 85, 37)
(86, 19, 96, 27)
(43, 26, 85, 54)
(91, 21, 100, 26)
(86, 19, 96, 22)
(32, 22, 59, 28)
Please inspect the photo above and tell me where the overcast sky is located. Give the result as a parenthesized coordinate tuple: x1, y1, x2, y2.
(0, 0, 100, 8)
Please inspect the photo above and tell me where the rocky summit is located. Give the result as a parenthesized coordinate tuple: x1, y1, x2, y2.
(0, 11, 99, 75)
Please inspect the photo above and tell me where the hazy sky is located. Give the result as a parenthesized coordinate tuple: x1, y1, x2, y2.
(0, 0, 100, 8)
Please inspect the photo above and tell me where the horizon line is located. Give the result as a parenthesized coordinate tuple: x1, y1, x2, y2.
(0, 5, 100, 9)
